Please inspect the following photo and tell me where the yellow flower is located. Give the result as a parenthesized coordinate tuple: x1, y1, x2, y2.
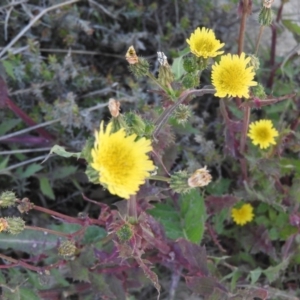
(248, 119, 279, 149)
(231, 204, 254, 226)
(211, 52, 257, 98)
(186, 27, 225, 59)
(91, 122, 155, 199)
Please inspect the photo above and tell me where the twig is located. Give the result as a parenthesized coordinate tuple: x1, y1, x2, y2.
(0, 147, 51, 155)
(0, 0, 81, 58)
(88, 0, 117, 19)
(0, 0, 28, 10)
(0, 155, 48, 172)
(0, 119, 60, 142)
(4, 4, 13, 41)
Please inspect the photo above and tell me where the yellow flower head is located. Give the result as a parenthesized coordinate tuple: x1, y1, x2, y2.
(248, 119, 279, 149)
(186, 27, 225, 59)
(91, 122, 155, 199)
(211, 52, 257, 98)
(231, 203, 254, 226)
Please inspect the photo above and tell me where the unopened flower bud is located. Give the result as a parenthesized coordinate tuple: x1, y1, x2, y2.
(58, 240, 77, 259)
(116, 223, 133, 242)
(108, 98, 121, 118)
(182, 73, 199, 88)
(183, 56, 198, 73)
(124, 112, 146, 137)
(6, 217, 25, 235)
(0, 191, 17, 208)
(188, 166, 212, 188)
(247, 54, 260, 71)
(252, 83, 267, 99)
(174, 104, 192, 125)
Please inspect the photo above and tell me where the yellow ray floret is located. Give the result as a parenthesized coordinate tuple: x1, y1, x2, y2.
(186, 27, 225, 59)
(211, 52, 257, 98)
(231, 203, 254, 226)
(91, 122, 155, 199)
(248, 119, 279, 149)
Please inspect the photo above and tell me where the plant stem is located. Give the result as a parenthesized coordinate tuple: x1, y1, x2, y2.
(153, 88, 215, 139)
(127, 196, 137, 222)
(25, 225, 71, 238)
(255, 26, 264, 55)
(149, 175, 170, 183)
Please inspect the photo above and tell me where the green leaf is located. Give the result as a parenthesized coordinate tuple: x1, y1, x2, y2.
(51, 166, 77, 180)
(263, 258, 290, 283)
(282, 19, 300, 38)
(39, 177, 55, 200)
(249, 267, 262, 285)
(0, 119, 21, 135)
(82, 225, 106, 244)
(0, 230, 58, 255)
(171, 47, 189, 80)
(43, 145, 81, 163)
(0, 156, 10, 171)
(20, 288, 40, 300)
(19, 163, 44, 179)
(2, 60, 15, 80)
(149, 202, 183, 240)
(180, 189, 206, 244)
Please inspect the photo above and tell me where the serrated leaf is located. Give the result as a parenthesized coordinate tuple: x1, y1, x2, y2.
(82, 225, 106, 244)
(39, 177, 55, 200)
(180, 189, 206, 244)
(19, 163, 44, 179)
(69, 260, 90, 282)
(263, 257, 290, 283)
(148, 202, 183, 240)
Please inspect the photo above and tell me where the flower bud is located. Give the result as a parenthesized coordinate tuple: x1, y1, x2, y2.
(0, 191, 17, 208)
(188, 166, 212, 188)
(157, 52, 174, 88)
(58, 240, 77, 259)
(126, 46, 149, 78)
(259, 6, 273, 26)
(182, 73, 199, 88)
(169, 170, 192, 194)
(251, 83, 267, 99)
(124, 112, 146, 137)
(174, 104, 192, 125)
(6, 217, 25, 235)
(116, 223, 133, 242)
(247, 54, 260, 71)
(183, 55, 198, 73)
(85, 164, 101, 184)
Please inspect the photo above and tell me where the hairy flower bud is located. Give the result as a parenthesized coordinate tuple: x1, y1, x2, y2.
(58, 241, 77, 259)
(116, 223, 133, 242)
(157, 52, 174, 88)
(169, 170, 192, 194)
(0, 191, 17, 208)
(182, 73, 199, 88)
(183, 55, 198, 73)
(126, 46, 149, 78)
(6, 217, 25, 235)
(174, 104, 192, 125)
(259, 6, 273, 26)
